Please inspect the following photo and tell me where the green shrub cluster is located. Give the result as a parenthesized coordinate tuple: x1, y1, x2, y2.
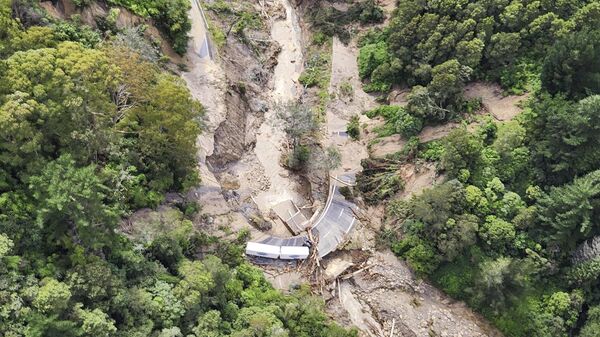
(107, 0, 191, 54)
(347, 115, 361, 140)
(365, 105, 424, 138)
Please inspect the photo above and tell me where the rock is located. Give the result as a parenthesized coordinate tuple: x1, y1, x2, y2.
(324, 257, 354, 281)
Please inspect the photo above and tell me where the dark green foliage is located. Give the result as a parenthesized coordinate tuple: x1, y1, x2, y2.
(364, 105, 424, 138)
(541, 30, 600, 99)
(440, 128, 484, 178)
(51, 21, 101, 47)
(526, 94, 600, 185)
(147, 236, 184, 273)
(0, 12, 354, 337)
(580, 305, 600, 337)
(339, 186, 354, 201)
(286, 144, 311, 171)
(358, 0, 596, 112)
(537, 170, 600, 254)
(391, 234, 439, 274)
(364, 3, 600, 336)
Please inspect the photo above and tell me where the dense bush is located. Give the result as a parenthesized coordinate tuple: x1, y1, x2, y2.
(0, 8, 356, 337)
(385, 90, 600, 336)
(308, 0, 384, 44)
(107, 0, 191, 54)
(359, 0, 598, 107)
(365, 105, 424, 138)
(541, 29, 600, 99)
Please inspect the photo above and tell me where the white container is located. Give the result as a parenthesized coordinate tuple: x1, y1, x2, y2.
(245, 242, 280, 259)
(279, 246, 310, 260)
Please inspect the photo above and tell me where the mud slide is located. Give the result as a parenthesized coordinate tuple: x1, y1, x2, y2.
(327, 37, 375, 176)
(182, 0, 234, 220)
(328, 252, 503, 337)
(183, 0, 315, 238)
(253, 0, 307, 213)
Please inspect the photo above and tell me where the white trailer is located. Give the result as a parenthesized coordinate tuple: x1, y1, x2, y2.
(279, 246, 310, 260)
(245, 242, 280, 259)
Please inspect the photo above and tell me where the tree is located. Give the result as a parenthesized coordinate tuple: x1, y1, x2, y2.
(537, 169, 600, 254)
(471, 257, 529, 312)
(428, 59, 471, 109)
(174, 260, 214, 310)
(75, 305, 117, 337)
(357, 41, 389, 79)
(0, 0, 20, 57)
(485, 32, 521, 67)
(29, 155, 121, 251)
(480, 215, 516, 252)
(66, 258, 123, 305)
(0, 233, 13, 257)
(491, 121, 530, 186)
(436, 214, 479, 261)
(147, 236, 184, 273)
(412, 180, 465, 227)
(527, 94, 600, 185)
(441, 128, 484, 178)
(580, 305, 600, 337)
(392, 235, 439, 274)
(191, 310, 223, 337)
(122, 73, 202, 192)
(149, 281, 185, 329)
(2, 42, 119, 164)
(455, 38, 484, 68)
(33, 278, 72, 314)
(541, 29, 600, 98)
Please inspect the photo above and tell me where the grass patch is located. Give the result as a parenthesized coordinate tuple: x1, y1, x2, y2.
(205, 0, 263, 46)
(208, 22, 226, 48)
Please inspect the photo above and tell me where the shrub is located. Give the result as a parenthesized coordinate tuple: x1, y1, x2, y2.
(391, 235, 439, 275)
(339, 81, 354, 97)
(286, 145, 311, 171)
(418, 141, 444, 161)
(394, 112, 423, 138)
(107, 0, 191, 54)
(347, 115, 361, 140)
(339, 186, 354, 201)
(358, 41, 389, 79)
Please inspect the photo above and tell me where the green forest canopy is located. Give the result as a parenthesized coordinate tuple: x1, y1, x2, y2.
(0, 1, 356, 336)
(361, 1, 600, 336)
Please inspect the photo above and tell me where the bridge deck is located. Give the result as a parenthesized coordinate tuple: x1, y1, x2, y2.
(246, 174, 358, 260)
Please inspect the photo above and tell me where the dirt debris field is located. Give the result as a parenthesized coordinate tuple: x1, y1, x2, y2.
(464, 82, 529, 121)
(324, 251, 503, 337)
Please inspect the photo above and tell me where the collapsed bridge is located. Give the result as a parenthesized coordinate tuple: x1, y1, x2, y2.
(245, 175, 358, 260)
